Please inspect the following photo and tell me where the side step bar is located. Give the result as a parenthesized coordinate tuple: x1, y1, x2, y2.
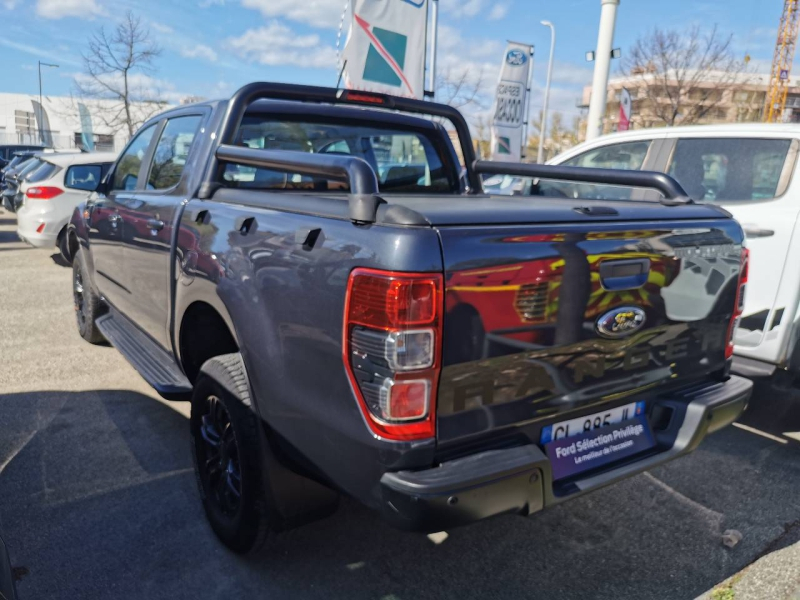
(96, 309, 192, 401)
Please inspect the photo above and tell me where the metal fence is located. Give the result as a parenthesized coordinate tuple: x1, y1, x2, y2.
(0, 130, 116, 152)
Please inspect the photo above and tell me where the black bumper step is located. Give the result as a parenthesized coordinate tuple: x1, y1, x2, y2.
(96, 310, 192, 400)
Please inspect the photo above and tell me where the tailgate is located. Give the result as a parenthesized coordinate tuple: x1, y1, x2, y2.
(436, 219, 745, 446)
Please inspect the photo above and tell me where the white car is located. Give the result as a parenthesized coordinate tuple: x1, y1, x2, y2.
(544, 123, 800, 380)
(16, 152, 117, 261)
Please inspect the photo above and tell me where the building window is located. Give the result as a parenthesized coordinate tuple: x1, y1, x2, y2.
(15, 110, 36, 133)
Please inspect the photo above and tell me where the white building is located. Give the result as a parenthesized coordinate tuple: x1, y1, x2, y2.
(0, 93, 170, 153)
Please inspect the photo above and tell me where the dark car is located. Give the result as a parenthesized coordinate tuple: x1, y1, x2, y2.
(67, 82, 752, 554)
(0, 145, 45, 171)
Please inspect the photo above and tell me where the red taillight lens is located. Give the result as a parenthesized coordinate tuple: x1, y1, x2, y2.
(726, 248, 749, 359)
(348, 275, 438, 329)
(26, 186, 63, 200)
(344, 269, 443, 440)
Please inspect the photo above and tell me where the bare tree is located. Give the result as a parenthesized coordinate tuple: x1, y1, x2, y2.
(74, 12, 165, 138)
(436, 66, 487, 111)
(526, 110, 580, 161)
(621, 25, 748, 126)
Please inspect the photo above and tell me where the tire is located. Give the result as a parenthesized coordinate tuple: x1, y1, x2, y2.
(72, 248, 105, 344)
(190, 354, 271, 554)
(58, 229, 72, 265)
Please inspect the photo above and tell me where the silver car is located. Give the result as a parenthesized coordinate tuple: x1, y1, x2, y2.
(16, 152, 117, 261)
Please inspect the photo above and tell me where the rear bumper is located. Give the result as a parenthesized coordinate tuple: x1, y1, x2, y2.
(379, 375, 752, 532)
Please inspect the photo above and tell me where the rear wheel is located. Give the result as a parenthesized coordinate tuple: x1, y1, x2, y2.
(73, 248, 105, 344)
(190, 354, 272, 554)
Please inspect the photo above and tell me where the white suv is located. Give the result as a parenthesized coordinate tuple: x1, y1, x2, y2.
(16, 152, 116, 261)
(545, 124, 800, 379)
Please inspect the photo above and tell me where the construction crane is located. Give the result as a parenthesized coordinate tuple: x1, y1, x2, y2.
(764, 0, 800, 123)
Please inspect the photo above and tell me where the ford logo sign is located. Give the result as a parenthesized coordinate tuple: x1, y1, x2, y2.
(596, 306, 646, 338)
(506, 49, 527, 66)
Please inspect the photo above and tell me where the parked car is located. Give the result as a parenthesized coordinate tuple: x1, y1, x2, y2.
(67, 82, 751, 554)
(1, 151, 40, 185)
(546, 124, 800, 381)
(1, 156, 44, 212)
(16, 152, 116, 261)
(0, 144, 45, 170)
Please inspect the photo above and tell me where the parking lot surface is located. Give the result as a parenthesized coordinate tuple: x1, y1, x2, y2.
(1, 213, 799, 600)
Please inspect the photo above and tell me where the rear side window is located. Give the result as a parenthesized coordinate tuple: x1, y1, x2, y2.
(535, 141, 653, 201)
(112, 123, 158, 192)
(27, 161, 60, 183)
(667, 138, 793, 202)
(221, 116, 456, 194)
(147, 115, 202, 190)
(65, 164, 105, 191)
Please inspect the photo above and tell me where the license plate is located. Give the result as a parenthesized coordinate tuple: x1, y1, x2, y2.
(540, 401, 646, 445)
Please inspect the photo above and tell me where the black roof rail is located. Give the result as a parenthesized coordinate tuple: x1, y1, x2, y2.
(215, 145, 386, 224)
(474, 160, 694, 206)
(201, 82, 482, 197)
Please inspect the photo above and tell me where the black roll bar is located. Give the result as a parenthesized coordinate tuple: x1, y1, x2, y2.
(201, 81, 482, 198)
(215, 145, 385, 223)
(474, 161, 693, 205)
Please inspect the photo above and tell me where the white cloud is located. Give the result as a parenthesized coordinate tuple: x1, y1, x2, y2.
(488, 4, 508, 20)
(36, 0, 105, 19)
(440, 0, 485, 19)
(3, 0, 17, 9)
(71, 70, 185, 103)
(239, 0, 345, 29)
(180, 44, 218, 62)
(226, 21, 337, 68)
(150, 22, 174, 34)
(0, 38, 81, 66)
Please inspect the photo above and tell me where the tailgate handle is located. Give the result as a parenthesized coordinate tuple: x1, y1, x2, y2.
(599, 258, 651, 291)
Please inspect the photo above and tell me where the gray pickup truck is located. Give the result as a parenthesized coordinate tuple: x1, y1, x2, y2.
(68, 82, 753, 553)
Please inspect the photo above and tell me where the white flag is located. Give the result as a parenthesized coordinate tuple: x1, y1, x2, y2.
(341, 0, 428, 99)
(490, 42, 533, 161)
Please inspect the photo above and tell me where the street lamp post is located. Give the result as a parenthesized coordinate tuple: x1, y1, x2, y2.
(538, 20, 555, 164)
(37, 60, 59, 144)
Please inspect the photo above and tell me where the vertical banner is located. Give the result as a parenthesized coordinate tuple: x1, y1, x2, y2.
(31, 100, 53, 146)
(78, 103, 95, 151)
(618, 88, 632, 132)
(490, 42, 533, 161)
(341, 0, 428, 99)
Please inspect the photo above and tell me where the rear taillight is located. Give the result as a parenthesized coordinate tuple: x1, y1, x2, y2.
(26, 186, 63, 200)
(343, 269, 443, 440)
(725, 248, 749, 359)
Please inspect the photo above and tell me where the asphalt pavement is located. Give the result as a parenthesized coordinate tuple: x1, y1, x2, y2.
(1, 211, 799, 600)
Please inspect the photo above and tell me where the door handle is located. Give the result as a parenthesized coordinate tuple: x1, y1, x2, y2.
(109, 213, 122, 228)
(743, 226, 774, 238)
(147, 218, 165, 231)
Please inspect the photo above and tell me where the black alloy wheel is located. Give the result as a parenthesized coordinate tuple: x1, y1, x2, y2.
(197, 394, 243, 517)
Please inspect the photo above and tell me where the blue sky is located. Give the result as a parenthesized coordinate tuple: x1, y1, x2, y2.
(0, 0, 781, 125)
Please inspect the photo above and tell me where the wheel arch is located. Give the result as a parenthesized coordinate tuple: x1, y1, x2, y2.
(176, 299, 240, 384)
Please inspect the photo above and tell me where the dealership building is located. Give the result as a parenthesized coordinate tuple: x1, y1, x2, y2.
(0, 93, 170, 153)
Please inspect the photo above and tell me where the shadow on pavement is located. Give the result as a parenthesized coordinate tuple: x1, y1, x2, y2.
(0, 231, 20, 244)
(49, 253, 70, 268)
(0, 389, 799, 600)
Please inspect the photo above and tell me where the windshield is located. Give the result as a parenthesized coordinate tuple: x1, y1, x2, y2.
(222, 116, 457, 194)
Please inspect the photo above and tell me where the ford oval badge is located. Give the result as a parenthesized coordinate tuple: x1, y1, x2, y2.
(596, 307, 646, 338)
(506, 49, 527, 66)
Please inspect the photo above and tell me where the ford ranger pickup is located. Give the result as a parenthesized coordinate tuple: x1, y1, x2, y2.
(67, 82, 753, 553)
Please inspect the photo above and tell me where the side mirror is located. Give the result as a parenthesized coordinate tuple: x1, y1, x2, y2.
(94, 177, 109, 196)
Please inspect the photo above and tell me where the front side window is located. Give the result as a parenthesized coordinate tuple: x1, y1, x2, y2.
(66, 164, 105, 191)
(221, 116, 456, 194)
(533, 141, 653, 201)
(112, 123, 157, 192)
(147, 115, 202, 190)
(667, 138, 792, 202)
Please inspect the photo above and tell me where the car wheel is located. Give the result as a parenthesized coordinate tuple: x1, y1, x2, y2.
(58, 229, 72, 265)
(190, 353, 271, 554)
(73, 248, 105, 344)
